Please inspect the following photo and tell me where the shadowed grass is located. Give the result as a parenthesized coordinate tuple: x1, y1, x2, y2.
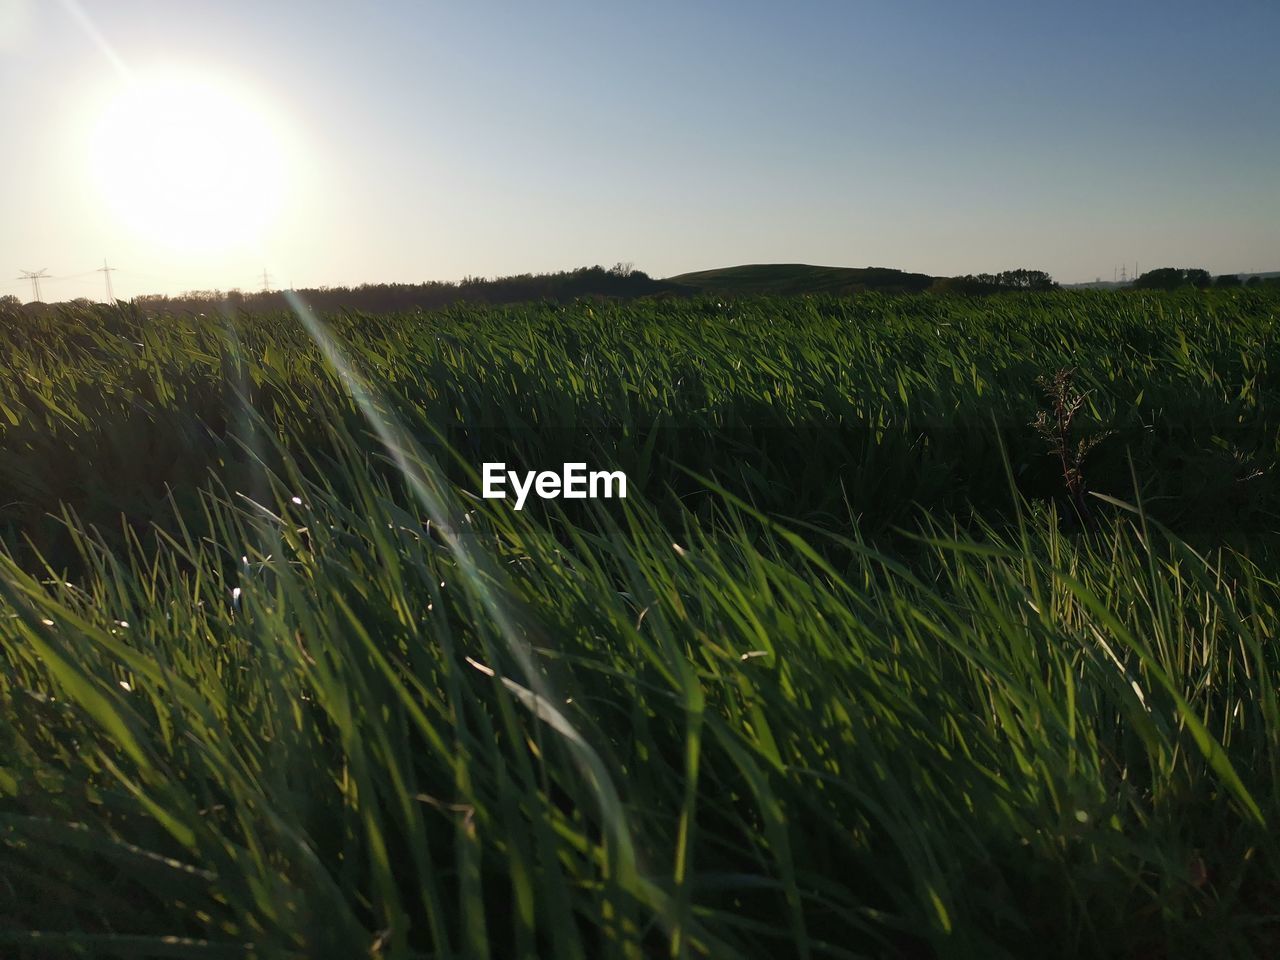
(2, 290, 1279, 957)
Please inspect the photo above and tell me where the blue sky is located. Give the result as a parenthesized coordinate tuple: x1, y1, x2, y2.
(1, 0, 1277, 299)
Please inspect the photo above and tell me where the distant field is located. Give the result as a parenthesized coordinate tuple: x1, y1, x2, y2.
(3, 289, 1279, 958)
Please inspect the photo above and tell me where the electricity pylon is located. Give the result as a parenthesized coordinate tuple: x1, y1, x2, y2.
(19, 269, 50, 302)
(97, 259, 117, 301)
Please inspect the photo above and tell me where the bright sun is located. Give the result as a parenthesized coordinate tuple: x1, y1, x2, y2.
(90, 68, 292, 253)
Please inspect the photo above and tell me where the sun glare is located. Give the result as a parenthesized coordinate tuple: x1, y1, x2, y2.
(89, 68, 292, 253)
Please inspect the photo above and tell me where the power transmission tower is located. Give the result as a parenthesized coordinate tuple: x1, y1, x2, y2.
(19, 269, 50, 302)
(261, 268, 272, 293)
(97, 259, 116, 302)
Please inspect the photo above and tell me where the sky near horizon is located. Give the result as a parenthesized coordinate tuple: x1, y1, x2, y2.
(1, 0, 1277, 300)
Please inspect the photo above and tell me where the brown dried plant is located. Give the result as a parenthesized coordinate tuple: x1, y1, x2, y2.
(1032, 368, 1110, 528)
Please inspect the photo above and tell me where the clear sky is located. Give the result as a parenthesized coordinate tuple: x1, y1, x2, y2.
(2, 0, 1277, 300)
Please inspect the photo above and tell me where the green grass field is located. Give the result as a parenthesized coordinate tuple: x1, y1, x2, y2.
(2, 290, 1279, 958)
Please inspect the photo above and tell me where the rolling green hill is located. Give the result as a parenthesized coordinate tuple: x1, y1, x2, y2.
(667, 262, 936, 294)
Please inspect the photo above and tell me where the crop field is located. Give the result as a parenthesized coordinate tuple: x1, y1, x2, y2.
(2, 290, 1279, 958)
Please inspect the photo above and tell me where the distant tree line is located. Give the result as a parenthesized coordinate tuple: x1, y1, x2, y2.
(1132, 268, 1212, 290)
(3, 263, 1275, 318)
(1132, 267, 1276, 290)
(0, 264, 681, 317)
(116, 263, 683, 316)
(931, 269, 1059, 294)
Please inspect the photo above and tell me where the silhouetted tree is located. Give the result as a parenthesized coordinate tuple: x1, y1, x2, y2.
(1133, 267, 1212, 290)
(998, 269, 1058, 290)
(933, 269, 1058, 294)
